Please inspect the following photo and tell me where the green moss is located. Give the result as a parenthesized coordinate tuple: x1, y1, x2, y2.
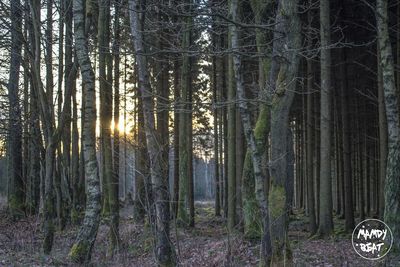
(254, 107, 269, 143)
(262, 60, 271, 81)
(177, 206, 190, 227)
(69, 241, 89, 263)
(242, 152, 263, 239)
(268, 183, 286, 220)
(70, 208, 80, 224)
(177, 149, 190, 227)
(243, 199, 262, 239)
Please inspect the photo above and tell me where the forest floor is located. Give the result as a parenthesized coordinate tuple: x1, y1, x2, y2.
(0, 198, 399, 266)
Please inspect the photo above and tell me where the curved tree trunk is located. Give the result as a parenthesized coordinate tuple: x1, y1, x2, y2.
(267, 0, 301, 264)
(69, 0, 102, 262)
(241, 0, 270, 240)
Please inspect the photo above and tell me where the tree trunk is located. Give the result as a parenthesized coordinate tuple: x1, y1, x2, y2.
(7, 0, 24, 219)
(377, 0, 400, 250)
(267, 0, 301, 264)
(212, 50, 221, 216)
(27, 79, 41, 215)
(377, 47, 388, 220)
(240, 0, 270, 238)
(172, 61, 180, 218)
(177, 1, 192, 226)
(231, 0, 298, 263)
(99, 0, 112, 217)
(110, 0, 121, 252)
(71, 80, 80, 223)
(318, 0, 333, 236)
(60, 0, 72, 229)
(155, 6, 171, 226)
(306, 52, 316, 234)
(69, 0, 102, 262)
(188, 83, 194, 227)
(227, 3, 237, 231)
(129, 1, 175, 264)
(314, 89, 320, 225)
(337, 47, 354, 231)
(98, 0, 119, 252)
(133, 91, 147, 222)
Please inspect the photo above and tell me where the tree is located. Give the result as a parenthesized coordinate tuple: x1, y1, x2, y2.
(69, 0, 102, 261)
(317, 0, 333, 237)
(99, 0, 112, 218)
(211, 45, 221, 216)
(155, 4, 171, 227)
(172, 60, 181, 218)
(306, 35, 316, 234)
(29, 0, 74, 253)
(377, 47, 388, 220)
(339, 47, 354, 231)
(98, 0, 119, 252)
(177, 0, 193, 226)
(129, 0, 175, 264)
(376, 0, 400, 251)
(7, 0, 24, 218)
(227, 0, 237, 232)
(268, 0, 301, 263)
(241, 0, 271, 240)
(111, 0, 122, 252)
(133, 92, 148, 222)
(229, 0, 271, 264)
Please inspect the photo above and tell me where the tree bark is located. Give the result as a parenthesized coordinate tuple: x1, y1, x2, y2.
(339, 48, 354, 231)
(133, 91, 147, 223)
(377, 0, 400, 250)
(227, 1, 236, 231)
(172, 61, 180, 218)
(129, 1, 175, 264)
(212, 47, 221, 216)
(69, 0, 102, 262)
(241, 0, 270, 240)
(318, 0, 334, 236)
(177, 1, 193, 226)
(377, 47, 388, 220)
(155, 7, 171, 226)
(267, 0, 301, 263)
(110, 0, 121, 252)
(7, 0, 24, 219)
(306, 53, 316, 234)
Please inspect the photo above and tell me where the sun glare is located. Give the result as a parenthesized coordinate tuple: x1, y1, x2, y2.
(111, 117, 128, 135)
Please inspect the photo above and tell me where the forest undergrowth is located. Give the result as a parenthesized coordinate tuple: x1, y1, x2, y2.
(0, 199, 398, 266)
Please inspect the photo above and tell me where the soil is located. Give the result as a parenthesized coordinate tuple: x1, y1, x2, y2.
(0, 199, 399, 266)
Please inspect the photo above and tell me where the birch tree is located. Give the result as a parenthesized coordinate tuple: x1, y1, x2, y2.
(69, 0, 102, 261)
